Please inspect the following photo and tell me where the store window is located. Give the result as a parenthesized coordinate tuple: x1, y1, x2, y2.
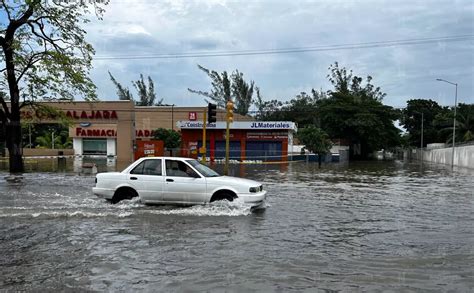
(83, 138, 107, 155)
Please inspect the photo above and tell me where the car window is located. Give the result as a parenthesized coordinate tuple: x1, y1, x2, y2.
(165, 160, 199, 178)
(131, 159, 162, 175)
(187, 160, 220, 177)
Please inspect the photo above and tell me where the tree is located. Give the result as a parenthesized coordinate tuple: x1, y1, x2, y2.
(437, 103, 474, 144)
(153, 128, 181, 155)
(297, 125, 332, 167)
(133, 74, 162, 106)
(22, 122, 71, 149)
(318, 62, 400, 159)
(456, 103, 474, 143)
(254, 87, 282, 121)
(109, 72, 163, 106)
(400, 99, 448, 147)
(188, 64, 257, 115)
(188, 65, 231, 108)
(0, 0, 106, 173)
(254, 89, 325, 126)
(35, 127, 71, 149)
(231, 70, 254, 116)
(109, 71, 133, 101)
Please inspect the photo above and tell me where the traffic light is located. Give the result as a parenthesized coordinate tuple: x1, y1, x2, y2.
(207, 103, 217, 123)
(226, 100, 234, 123)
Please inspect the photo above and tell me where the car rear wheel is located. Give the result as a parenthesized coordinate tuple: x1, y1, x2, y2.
(111, 187, 138, 204)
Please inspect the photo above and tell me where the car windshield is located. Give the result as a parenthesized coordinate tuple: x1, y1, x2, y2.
(187, 160, 221, 177)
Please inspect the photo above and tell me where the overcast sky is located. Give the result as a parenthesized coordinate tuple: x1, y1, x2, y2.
(85, 0, 474, 109)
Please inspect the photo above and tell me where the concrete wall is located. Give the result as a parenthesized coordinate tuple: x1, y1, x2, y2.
(17, 148, 74, 157)
(408, 145, 474, 169)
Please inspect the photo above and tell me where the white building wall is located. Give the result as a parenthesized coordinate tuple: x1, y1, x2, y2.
(107, 138, 116, 157)
(73, 138, 83, 156)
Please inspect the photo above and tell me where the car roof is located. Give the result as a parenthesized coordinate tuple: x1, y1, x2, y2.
(137, 156, 195, 161)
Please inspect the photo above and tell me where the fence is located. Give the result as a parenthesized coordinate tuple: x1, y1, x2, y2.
(168, 147, 349, 164)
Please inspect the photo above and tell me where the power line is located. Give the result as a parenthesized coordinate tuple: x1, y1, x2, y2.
(93, 35, 474, 60)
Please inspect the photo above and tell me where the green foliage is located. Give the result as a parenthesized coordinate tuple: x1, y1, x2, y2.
(253, 62, 400, 158)
(0, 1, 106, 103)
(327, 62, 386, 101)
(152, 128, 181, 149)
(319, 63, 400, 158)
(0, 0, 107, 172)
(297, 125, 332, 155)
(400, 99, 449, 147)
(23, 123, 71, 149)
(231, 70, 254, 116)
(109, 72, 163, 106)
(437, 103, 474, 144)
(255, 90, 325, 126)
(109, 71, 133, 101)
(133, 74, 163, 106)
(188, 64, 256, 115)
(188, 65, 231, 108)
(457, 103, 474, 142)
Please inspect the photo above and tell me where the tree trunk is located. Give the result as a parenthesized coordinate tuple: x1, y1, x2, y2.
(6, 120, 24, 173)
(318, 152, 322, 168)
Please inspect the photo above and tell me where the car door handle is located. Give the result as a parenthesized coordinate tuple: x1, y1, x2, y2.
(130, 177, 138, 180)
(166, 178, 174, 182)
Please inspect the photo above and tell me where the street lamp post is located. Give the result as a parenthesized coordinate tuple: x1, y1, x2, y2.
(421, 112, 424, 163)
(436, 78, 458, 170)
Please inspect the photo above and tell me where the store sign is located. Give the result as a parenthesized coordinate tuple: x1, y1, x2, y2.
(136, 129, 154, 138)
(177, 121, 297, 131)
(76, 128, 116, 137)
(250, 122, 292, 129)
(189, 112, 197, 121)
(75, 128, 154, 138)
(247, 134, 288, 140)
(143, 143, 156, 155)
(66, 110, 118, 120)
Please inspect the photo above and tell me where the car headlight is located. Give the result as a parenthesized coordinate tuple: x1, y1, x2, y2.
(249, 185, 263, 193)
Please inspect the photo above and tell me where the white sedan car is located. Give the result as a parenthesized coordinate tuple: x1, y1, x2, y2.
(93, 157, 266, 207)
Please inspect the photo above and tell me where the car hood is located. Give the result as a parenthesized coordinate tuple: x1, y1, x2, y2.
(206, 176, 262, 187)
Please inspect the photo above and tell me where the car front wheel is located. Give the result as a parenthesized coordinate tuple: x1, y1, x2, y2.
(210, 190, 236, 203)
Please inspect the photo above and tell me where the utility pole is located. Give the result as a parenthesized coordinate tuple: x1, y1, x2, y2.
(201, 109, 207, 164)
(421, 112, 423, 163)
(224, 100, 234, 175)
(436, 78, 458, 170)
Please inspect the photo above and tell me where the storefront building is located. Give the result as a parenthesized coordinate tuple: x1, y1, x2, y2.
(178, 121, 297, 162)
(20, 101, 257, 163)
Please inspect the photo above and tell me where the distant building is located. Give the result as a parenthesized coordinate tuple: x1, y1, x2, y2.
(18, 101, 297, 163)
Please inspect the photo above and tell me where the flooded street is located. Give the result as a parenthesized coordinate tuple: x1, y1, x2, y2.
(0, 160, 473, 291)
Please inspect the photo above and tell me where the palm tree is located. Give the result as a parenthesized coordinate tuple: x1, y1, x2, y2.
(439, 104, 474, 144)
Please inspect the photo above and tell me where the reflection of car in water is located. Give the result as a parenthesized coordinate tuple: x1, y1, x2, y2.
(93, 157, 266, 207)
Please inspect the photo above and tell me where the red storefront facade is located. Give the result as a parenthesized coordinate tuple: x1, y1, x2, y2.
(178, 121, 297, 162)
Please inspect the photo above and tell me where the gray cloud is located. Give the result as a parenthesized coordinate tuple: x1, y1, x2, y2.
(85, 0, 474, 108)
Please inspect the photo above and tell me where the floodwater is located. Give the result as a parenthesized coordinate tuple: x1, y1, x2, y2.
(0, 159, 473, 291)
